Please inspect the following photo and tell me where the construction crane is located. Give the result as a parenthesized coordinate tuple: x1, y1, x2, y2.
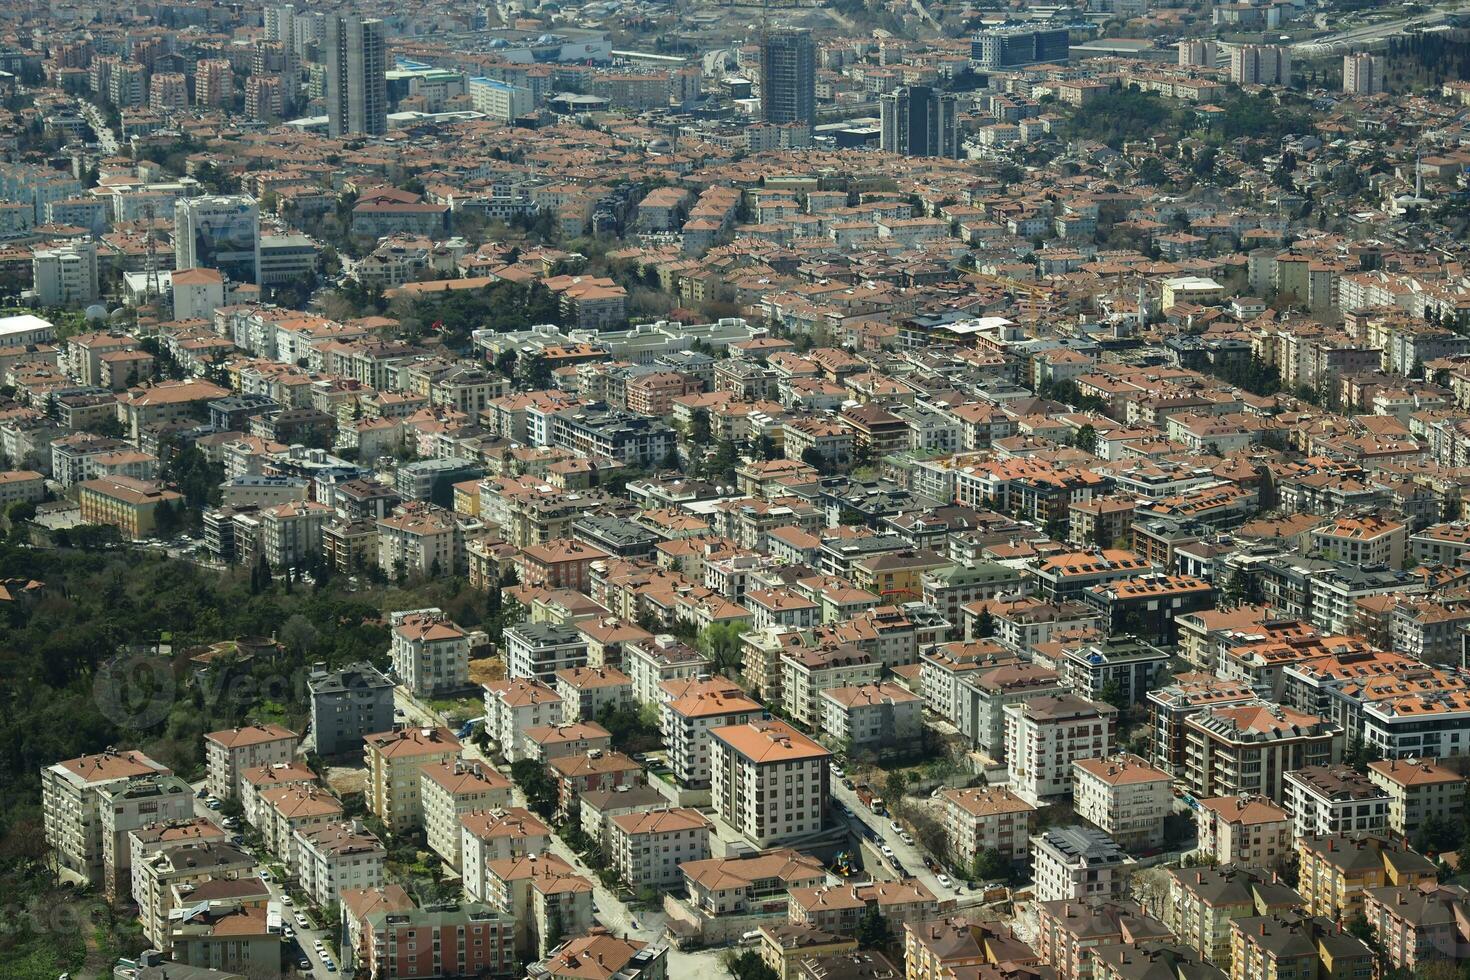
(142, 200, 161, 301)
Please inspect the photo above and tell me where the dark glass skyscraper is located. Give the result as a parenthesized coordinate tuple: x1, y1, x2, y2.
(760, 28, 815, 128)
(880, 85, 960, 158)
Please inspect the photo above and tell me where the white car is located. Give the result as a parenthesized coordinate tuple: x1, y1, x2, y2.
(937, 874, 953, 889)
(259, 870, 273, 882)
(295, 913, 309, 929)
(889, 821, 902, 834)
(281, 895, 292, 905)
(900, 832, 914, 845)
(880, 844, 894, 857)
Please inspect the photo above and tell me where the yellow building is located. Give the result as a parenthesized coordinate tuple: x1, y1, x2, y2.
(78, 476, 183, 539)
(1296, 833, 1437, 919)
(757, 922, 856, 980)
(363, 727, 461, 832)
(850, 548, 952, 603)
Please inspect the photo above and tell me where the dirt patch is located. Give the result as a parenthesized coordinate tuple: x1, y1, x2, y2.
(326, 767, 369, 796)
(469, 656, 504, 686)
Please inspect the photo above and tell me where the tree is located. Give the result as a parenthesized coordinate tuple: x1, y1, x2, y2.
(494, 348, 518, 380)
(520, 353, 553, 390)
(721, 950, 778, 980)
(974, 607, 995, 639)
(856, 907, 892, 951)
(1074, 423, 1098, 455)
(697, 620, 746, 677)
(971, 847, 1013, 884)
(689, 408, 712, 446)
(1099, 678, 1128, 712)
(509, 759, 558, 818)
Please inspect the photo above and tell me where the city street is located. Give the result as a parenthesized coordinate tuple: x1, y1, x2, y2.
(187, 780, 336, 978)
(829, 779, 962, 902)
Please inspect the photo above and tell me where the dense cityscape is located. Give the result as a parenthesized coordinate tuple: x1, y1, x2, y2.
(2, 0, 1470, 979)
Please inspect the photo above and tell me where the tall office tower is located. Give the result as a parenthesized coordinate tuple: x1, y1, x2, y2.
(195, 58, 234, 107)
(880, 85, 960, 158)
(1177, 40, 1218, 68)
(1229, 44, 1291, 86)
(175, 196, 260, 285)
(1342, 52, 1385, 95)
(760, 28, 815, 128)
(326, 14, 387, 138)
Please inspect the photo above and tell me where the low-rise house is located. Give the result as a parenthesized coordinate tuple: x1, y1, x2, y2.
(788, 879, 939, 937)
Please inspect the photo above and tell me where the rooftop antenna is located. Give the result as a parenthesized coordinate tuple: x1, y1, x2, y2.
(143, 200, 161, 301)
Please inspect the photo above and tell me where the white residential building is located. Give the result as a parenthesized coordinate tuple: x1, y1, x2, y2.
(390, 608, 470, 696)
(204, 724, 298, 800)
(1003, 695, 1117, 804)
(607, 807, 713, 890)
(1030, 825, 1136, 903)
(420, 758, 514, 871)
(1072, 754, 1173, 850)
(484, 678, 564, 763)
(294, 821, 386, 910)
(710, 719, 830, 849)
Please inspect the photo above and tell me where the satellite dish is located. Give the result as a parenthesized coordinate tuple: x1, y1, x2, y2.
(84, 304, 107, 320)
(109, 307, 129, 321)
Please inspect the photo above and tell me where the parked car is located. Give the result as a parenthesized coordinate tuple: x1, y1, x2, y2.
(880, 844, 894, 857)
(937, 874, 953, 889)
(889, 821, 902, 834)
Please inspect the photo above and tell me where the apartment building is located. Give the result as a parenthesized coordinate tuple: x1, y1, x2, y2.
(390, 608, 471, 696)
(360, 903, 516, 980)
(788, 880, 939, 937)
(955, 660, 1064, 759)
(1283, 765, 1389, 838)
(522, 722, 614, 763)
(710, 719, 830, 848)
(1030, 825, 1137, 903)
(678, 849, 827, 921)
(662, 677, 764, 790)
(95, 773, 194, 903)
(1003, 694, 1118, 804)
(484, 678, 564, 762)
(1195, 795, 1293, 870)
(41, 749, 174, 887)
(168, 901, 277, 977)
(1228, 914, 1373, 980)
(239, 761, 318, 829)
(363, 726, 461, 832)
(625, 634, 712, 706)
(204, 723, 298, 800)
(548, 749, 644, 820)
(819, 682, 923, 749)
(308, 661, 396, 756)
(1034, 897, 1171, 980)
(420, 759, 514, 871)
(461, 808, 552, 902)
(505, 623, 590, 685)
(607, 807, 713, 890)
(1366, 757, 1467, 840)
(940, 786, 1037, 869)
(484, 852, 595, 956)
(1165, 866, 1303, 970)
(1296, 833, 1438, 918)
(77, 476, 184, 539)
(555, 665, 633, 722)
(294, 820, 386, 910)
(1361, 881, 1470, 972)
(780, 645, 882, 729)
(136, 840, 257, 949)
(1183, 702, 1340, 804)
(1072, 754, 1172, 849)
(260, 784, 344, 871)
